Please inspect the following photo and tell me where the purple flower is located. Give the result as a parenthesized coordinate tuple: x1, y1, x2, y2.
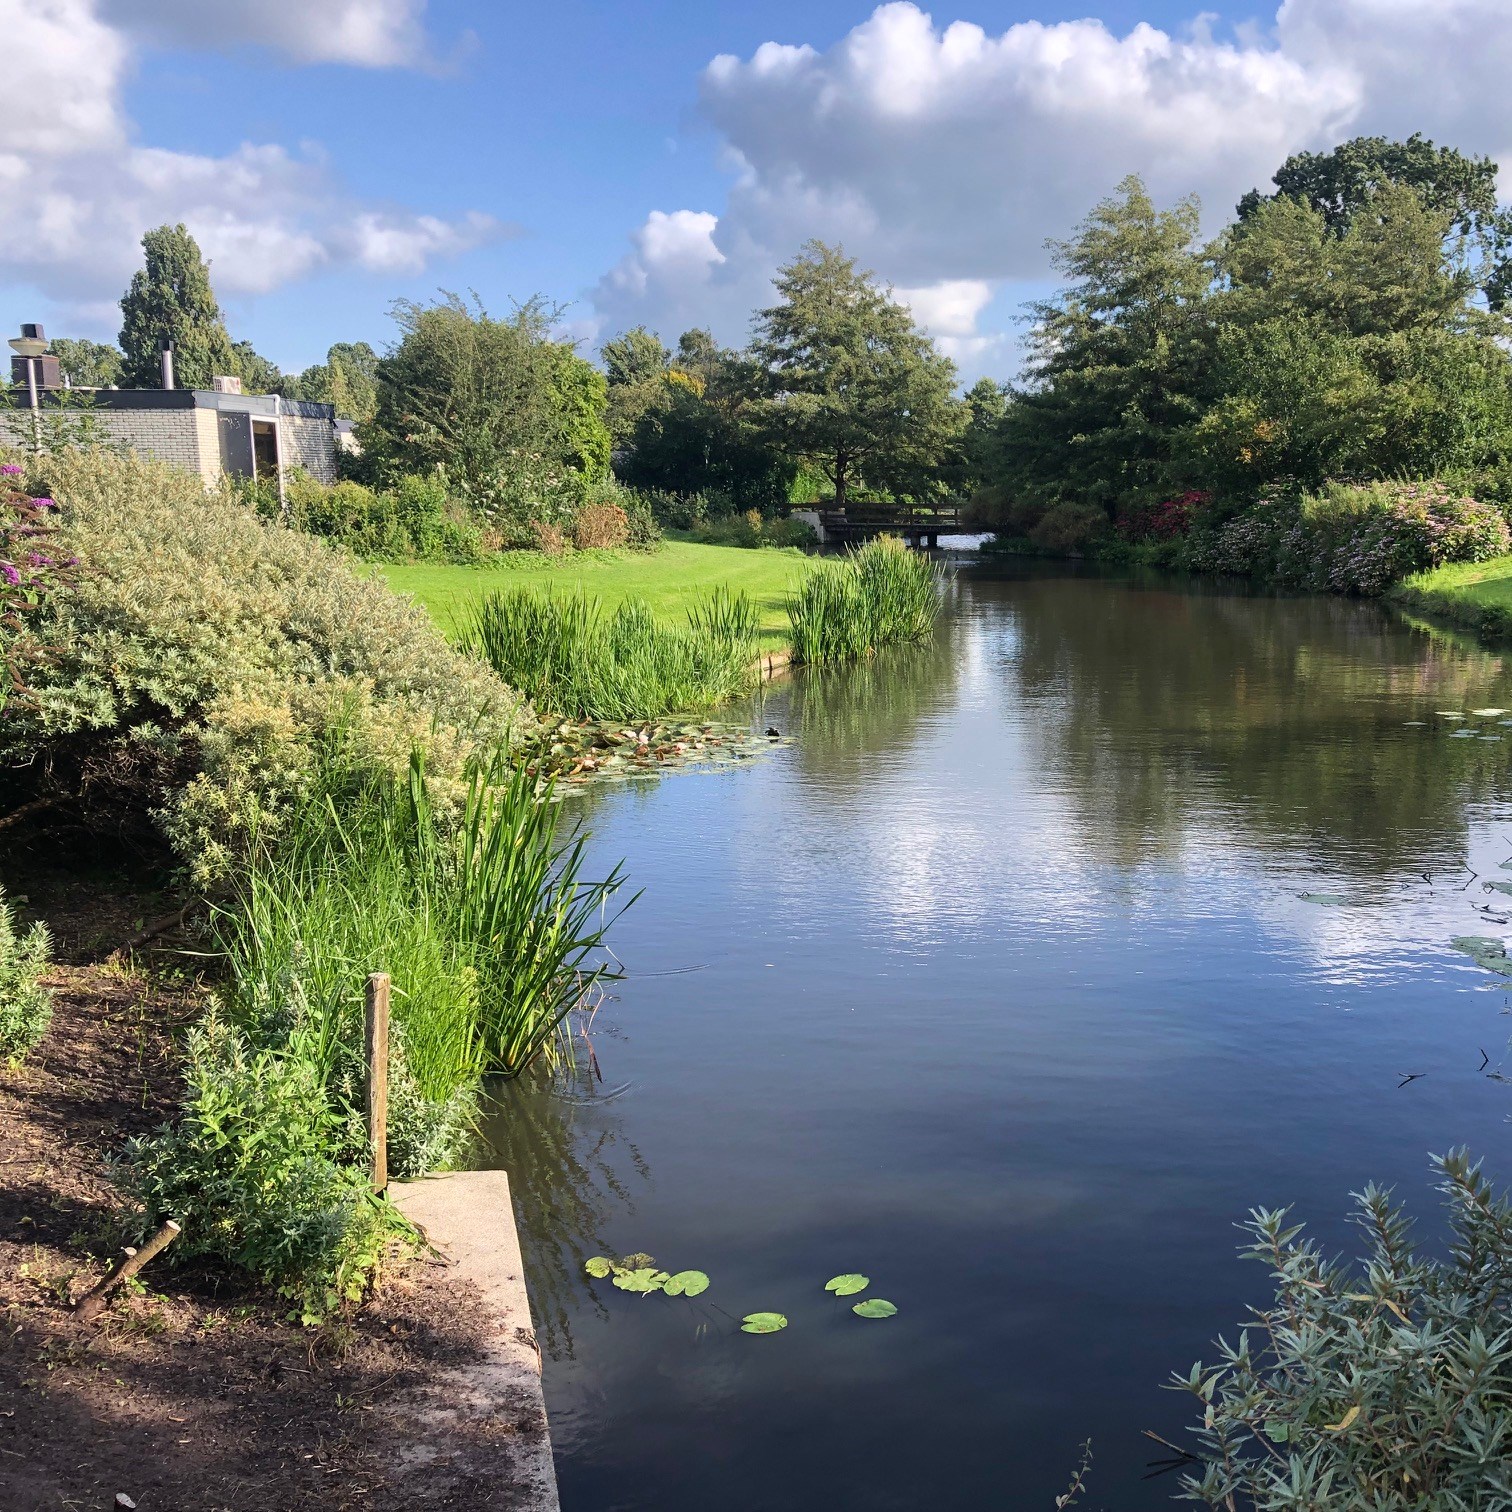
(0, 464, 21, 477)
(1, 562, 20, 586)
(30, 497, 54, 509)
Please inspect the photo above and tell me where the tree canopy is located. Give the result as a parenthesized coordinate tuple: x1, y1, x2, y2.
(750, 241, 962, 506)
(118, 224, 235, 389)
(48, 338, 123, 389)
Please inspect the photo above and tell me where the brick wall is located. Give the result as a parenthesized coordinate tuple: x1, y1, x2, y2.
(0, 408, 212, 481)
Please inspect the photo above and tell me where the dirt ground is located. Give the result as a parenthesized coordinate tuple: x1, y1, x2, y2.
(1, 885, 545, 1511)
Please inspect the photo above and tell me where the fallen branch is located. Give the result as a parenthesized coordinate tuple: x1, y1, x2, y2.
(0, 795, 62, 833)
(105, 906, 191, 965)
(75, 1220, 182, 1323)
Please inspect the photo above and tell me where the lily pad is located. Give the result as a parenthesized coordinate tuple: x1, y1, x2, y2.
(852, 1298, 898, 1319)
(740, 1312, 788, 1334)
(825, 1274, 870, 1297)
(1473, 709, 1508, 717)
(1299, 892, 1349, 906)
(584, 1256, 614, 1278)
(613, 1268, 668, 1294)
(1452, 936, 1512, 977)
(618, 1252, 656, 1271)
(663, 1270, 710, 1297)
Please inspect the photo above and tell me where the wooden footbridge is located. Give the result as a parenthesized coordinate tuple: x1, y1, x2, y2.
(800, 500, 967, 549)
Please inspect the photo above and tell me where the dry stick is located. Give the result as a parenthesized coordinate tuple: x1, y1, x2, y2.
(366, 971, 390, 1194)
(105, 905, 191, 965)
(75, 1219, 181, 1323)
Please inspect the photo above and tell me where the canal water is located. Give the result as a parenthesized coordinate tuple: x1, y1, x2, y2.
(482, 557, 1512, 1511)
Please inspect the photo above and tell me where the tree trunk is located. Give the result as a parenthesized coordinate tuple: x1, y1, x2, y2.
(834, 455, 848, 511)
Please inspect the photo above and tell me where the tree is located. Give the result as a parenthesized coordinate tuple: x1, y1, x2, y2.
(1238, 134, 1512, 310)
(118, 224, 235, 389)
(618, 330, 792, 508)
(290, 342, 380, 423)
(48, 338, 123, 389)
(369, 293, 609, 508)
(992, 177, 1212, 522)
(750, 241, 961, 507)
(601, 327, 668, 388)
(229, 340, 285, 396)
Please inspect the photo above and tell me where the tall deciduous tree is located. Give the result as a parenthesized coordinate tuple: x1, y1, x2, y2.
(118, 224, 235, 389)
(48, 338, 124, 388)
(996, 177, 1212, 520)
(292, 342, 380, 423)
(370, 293, 609, 504)
(750, 242, 960, 507)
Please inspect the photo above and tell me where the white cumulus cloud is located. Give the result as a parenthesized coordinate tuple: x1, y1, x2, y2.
(592, 0, 1512, 374)
(0, 0, 497, 332)
(99, 0, 433, 67)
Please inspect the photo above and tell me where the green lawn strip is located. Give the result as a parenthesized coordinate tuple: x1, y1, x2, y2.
(1391, 555, 1512, 640)
(381, 541, 813, 649)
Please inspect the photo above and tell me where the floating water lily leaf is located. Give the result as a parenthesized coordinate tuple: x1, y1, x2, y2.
(1299, 892, 1349, 906)
(741, 1312, 788, 1334)
(825, 1274, 870, 1296)
(613, 1268, 667, 1294)
(1473, 709, 1507, 717)
(664, 1270, 710, 1297)
(618, 1252, 656, 1271)
(852, 1298, 898, 1319)
(584, 1256, 614, 1278)
(1453, 936, 1512, 977)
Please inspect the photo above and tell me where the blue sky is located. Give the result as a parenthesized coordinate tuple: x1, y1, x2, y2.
(5, 0, 1512, 384)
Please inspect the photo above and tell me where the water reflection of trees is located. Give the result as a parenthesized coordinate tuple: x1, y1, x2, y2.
(1000, 575, 1512, 871)
(786, 616, 961, 778)
(478, 1066, 648, 1359)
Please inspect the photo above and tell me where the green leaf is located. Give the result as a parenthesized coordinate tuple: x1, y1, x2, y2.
(618, 1252, 656, 1270)
(1264, 1419, 1291, 1443)
(740, 1312, 788, 1333)
(825, 1273, 870, 1296)
(852, 1298, 898, 1319)
(584, 1256, 613, 1278)
(664, 1270, 710, 1297)
(613, 1267, 666, 1294)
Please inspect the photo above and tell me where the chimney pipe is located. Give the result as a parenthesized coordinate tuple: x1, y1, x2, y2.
(160, 340, 175, 391)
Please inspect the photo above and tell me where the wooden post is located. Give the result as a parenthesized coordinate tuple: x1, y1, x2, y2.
(366, 971, 390, 1193)
(75, 1219, 181, 1323)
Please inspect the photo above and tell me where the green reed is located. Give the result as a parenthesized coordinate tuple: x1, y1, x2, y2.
(215, 746, 627, 1173)
(462, 586, 760, 723)
(787, 536, 945, 666)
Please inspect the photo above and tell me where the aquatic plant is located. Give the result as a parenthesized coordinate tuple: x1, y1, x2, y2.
(787, 536, 944, 667)
(464, 585, 760, 722)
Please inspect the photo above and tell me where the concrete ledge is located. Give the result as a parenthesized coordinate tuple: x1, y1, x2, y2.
(388, 1171, 559, 1511)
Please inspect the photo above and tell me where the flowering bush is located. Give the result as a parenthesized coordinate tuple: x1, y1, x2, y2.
(1119, 490, 1212, 542)
(1191, 480, 1509, 595)
(1, 461, 77, 711)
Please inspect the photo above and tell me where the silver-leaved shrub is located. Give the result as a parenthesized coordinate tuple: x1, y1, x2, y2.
(0, 885, 53, 1065)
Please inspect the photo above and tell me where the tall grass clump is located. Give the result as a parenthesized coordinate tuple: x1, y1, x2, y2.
(463, 586, 760, 722)
(787, 536, 944, 666)
(215, 742, 626, 1172)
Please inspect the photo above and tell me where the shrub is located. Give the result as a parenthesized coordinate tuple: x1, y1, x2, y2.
(258, 471, 487, 564)
(3, 449, 528, 883)
(464, 586, 760, 723)
(120, 1012, 394, 1320)
(689, 509, 818, 550)
(1118, 490, 1212, 542)
(1192, 479, 1509, 595)
(1028, 500, 1110, 554)
(572, 500, 630, 550)
(1178, 1150, 1512, 1509)
(1, 463, 75, 711)
(0, 887, 53, 1065)
(788, 536, 944, 667)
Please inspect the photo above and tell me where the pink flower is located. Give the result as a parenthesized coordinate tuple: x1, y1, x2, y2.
(0, 464, 21, 476)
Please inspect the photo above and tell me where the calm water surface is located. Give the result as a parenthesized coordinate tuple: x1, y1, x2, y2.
(482, 559, 1512, 1511)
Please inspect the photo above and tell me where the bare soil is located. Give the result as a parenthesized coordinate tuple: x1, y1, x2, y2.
(1, 898, 542, 1511)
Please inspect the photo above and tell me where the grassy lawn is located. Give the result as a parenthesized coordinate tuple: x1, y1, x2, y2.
(382, 540, 813, 648)
(1392, 555, 1512, 639)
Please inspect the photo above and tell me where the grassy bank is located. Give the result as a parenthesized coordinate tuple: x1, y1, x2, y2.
(383, 540, 813, 648)
(1392, 555, 1512, 640)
